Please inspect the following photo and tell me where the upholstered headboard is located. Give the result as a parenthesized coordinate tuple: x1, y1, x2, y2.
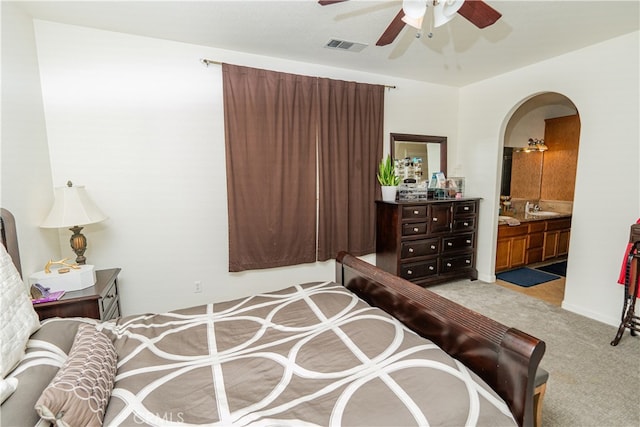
(0, 208, 22, 277)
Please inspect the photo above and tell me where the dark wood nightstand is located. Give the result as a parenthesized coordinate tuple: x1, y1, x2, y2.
(33, 268, 121, 321)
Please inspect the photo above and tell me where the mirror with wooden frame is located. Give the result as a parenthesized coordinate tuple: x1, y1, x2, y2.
(390, 133, 447, 182)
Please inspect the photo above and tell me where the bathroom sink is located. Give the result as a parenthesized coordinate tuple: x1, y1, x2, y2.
(529, 211, 561, 217)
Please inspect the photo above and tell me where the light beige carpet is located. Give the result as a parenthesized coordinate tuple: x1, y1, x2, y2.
(429, 279, 640, 427)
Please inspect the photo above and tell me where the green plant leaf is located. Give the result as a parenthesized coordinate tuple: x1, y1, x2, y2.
(377, 155, 400, 186)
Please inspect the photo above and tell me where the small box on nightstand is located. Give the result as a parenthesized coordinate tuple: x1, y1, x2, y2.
(29, 265, 96, 292)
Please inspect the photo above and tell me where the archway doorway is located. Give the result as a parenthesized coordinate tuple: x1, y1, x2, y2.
(496, 92, 580, 306)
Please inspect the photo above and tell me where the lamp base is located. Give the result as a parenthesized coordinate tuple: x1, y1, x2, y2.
(69, 225, 87, 265)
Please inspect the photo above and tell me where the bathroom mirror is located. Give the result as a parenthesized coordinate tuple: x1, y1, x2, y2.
(390, 133, 447, 178)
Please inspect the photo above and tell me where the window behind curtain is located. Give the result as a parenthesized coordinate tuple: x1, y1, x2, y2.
(223, 64, 384, 271)
(222, 64, 318, 272)
(317, 78, 384, 261)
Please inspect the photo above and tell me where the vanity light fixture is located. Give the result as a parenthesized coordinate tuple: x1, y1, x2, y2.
(515, 138, 548, 153)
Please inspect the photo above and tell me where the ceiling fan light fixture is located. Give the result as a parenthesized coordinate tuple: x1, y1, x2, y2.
(401, 13, 425, 29)
(402, 0, 427, 29)
(433, 0, 464, 28)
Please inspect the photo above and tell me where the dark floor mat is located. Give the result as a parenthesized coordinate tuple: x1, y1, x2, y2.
(536, 261, 567, 277)
(497, 268, 561, 288)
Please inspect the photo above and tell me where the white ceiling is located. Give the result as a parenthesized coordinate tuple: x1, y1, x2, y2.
(12, 0, 640, 87)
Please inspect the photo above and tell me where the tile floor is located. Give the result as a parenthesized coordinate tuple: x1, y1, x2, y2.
(495, 260, 567, 306)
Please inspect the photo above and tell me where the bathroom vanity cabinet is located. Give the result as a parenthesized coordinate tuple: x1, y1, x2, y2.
(495, 224, 528, 271)
(496, 216, 571, 272)
(375, 199, 479, 287)
(542, 217, 571, 260)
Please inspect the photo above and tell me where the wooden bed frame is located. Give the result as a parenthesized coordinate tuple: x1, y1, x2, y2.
(336, 251, 545, 427)
(1, 209, 544, 427)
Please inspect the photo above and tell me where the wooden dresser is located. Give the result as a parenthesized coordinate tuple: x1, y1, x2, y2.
(375, 199, 479, 286)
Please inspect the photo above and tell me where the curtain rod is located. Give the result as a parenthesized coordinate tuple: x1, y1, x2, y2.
(199, 58, 397, 89)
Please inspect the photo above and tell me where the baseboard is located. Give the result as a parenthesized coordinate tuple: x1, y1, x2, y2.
(478, 272, 496, 283)
(561, 301, 619, 327)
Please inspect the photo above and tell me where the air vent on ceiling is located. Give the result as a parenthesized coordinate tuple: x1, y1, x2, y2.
(324, 39, 367, 52)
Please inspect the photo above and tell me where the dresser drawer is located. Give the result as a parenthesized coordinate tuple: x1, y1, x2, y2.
(453, 202, 476, 215)
(402, 222, 427, 236)
(441, 254, 474, 273)
(442, 233, 475, 252)
(103, 297, 120, 320)
(452, 217, 476, 232)
(401, 239, 439, 259)
(100, 280, 119, 319)
(400, 260, 438, 280)
(402, 206, 427, 220)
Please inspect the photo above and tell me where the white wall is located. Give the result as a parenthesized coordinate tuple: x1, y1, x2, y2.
(0, 3, 59, 278)
(459, 32, 640, 326)
(31, 20, 459, 315)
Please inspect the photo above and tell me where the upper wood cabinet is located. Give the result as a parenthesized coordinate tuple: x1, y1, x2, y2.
(541, 115, 581, 201)
(510, 114, 580, 201)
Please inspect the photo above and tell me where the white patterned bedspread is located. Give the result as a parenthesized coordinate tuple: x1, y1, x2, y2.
(98, 281, 516, 426)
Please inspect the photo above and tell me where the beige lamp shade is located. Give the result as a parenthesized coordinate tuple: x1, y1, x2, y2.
(41, 182, 107, 228)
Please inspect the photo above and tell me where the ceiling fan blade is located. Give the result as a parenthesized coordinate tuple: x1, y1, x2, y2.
(318, 0, 349, 5)
(457, 0, 502, 29)
(376, 9, 406, 46)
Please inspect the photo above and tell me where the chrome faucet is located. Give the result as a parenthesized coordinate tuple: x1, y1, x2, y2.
(525, 201, 540, 214)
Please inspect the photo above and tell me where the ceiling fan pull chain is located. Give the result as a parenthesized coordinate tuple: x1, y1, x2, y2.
(428, 10, 434, 38)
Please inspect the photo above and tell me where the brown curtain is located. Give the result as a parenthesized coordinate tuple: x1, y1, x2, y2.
(223, 64, 318, 272)
(316, 78, 384, 261)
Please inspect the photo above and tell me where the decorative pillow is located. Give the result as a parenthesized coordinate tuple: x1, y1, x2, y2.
(0, 377, 18, 403)
(0, 244, 41, 378)
(34, 324, 117, 427)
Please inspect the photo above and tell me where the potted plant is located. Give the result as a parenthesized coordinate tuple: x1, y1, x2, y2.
(377, 155, 400, 202)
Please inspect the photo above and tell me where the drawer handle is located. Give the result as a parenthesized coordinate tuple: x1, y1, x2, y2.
(413, 210, 419, 215)
(408, 248, 414, 253)
(433, 218, 438, 222)
(429, 266, 434, 271)
(463, 222, 469, 226)
(464, 206, 470, 211)
(447, 242, 453, 246)
(413, 227, 419, 232)
(407, 269, 413, 275)
(466, 240, 471, 244)
(105, 294, 115, 299)
(465, 259, 471, 264)
(446, 263, 452, 267)
(430, 245, 436, 250)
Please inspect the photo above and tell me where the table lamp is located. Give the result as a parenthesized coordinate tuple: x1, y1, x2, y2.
(40, 181, 107, 265)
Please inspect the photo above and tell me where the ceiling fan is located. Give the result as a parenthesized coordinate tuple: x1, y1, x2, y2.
(319, 0, 502, 46)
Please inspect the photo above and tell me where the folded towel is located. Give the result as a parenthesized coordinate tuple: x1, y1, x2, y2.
(505, 217, 521, 227)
